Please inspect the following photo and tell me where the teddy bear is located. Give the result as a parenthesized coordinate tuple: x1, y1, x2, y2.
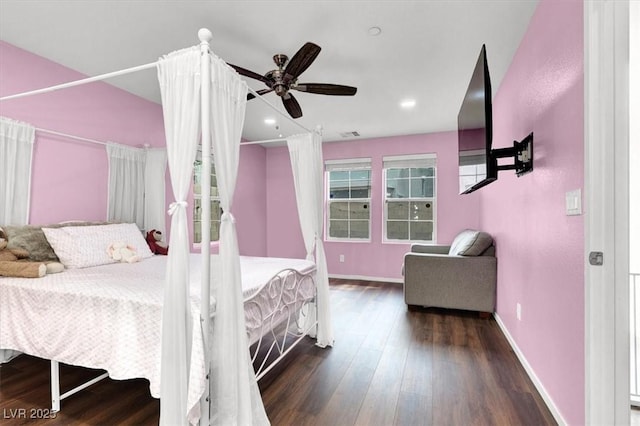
(146, 229, 168, 255)
(0, 238, 47, 278)
(107, 241, 141, 263)
(0, 227, 65, 278)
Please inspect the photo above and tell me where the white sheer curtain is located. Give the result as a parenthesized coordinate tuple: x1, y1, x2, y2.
(0, 116, 35, 226)
(144, 148, 167, 234)
(286, 133, 334, 347)
(106, 144, 146, 228)
(0, 116, 34, 363)
(157, 46, 201, 426)
(208, 54, 268, 426)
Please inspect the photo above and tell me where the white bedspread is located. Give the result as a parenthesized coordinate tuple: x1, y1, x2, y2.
(0, 254, 315, 414)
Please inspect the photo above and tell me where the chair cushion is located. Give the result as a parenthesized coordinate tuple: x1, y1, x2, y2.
(448, 230, 493, 256)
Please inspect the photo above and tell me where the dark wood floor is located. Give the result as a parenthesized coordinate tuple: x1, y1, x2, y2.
(0, 279, 556, 425)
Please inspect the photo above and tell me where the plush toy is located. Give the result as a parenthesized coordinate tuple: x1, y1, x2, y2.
(107, 241, 141, 263)
(146, 229, 168, 255)
(0, 227, 64, 278)
(0, 239, 47, 278)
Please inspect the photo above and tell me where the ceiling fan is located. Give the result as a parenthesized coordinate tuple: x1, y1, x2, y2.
(228, 42, 357, 119)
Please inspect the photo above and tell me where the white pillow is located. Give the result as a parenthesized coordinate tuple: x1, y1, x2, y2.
(42, 223, 153, 269)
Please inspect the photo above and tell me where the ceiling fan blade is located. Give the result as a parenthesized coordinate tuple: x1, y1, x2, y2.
(247, 88, 274, 100)
(228, 63, 271, 85)
(294, 83, 357, 96)
(282, 93, 303, 119)
(284, 42, 321, 80)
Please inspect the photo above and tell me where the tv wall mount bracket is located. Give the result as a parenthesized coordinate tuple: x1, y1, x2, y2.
(491, 132, 534, 177)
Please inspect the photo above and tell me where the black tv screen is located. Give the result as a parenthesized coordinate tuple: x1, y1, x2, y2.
(458, 45, 496, 194)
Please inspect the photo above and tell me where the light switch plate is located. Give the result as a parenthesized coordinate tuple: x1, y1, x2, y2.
(566, 189, 582, 216)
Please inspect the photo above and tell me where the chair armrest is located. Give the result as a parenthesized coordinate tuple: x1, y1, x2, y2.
(410, 244, 450, 255)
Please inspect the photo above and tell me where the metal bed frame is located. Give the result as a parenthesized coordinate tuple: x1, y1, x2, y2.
(47, 265, 317, 412)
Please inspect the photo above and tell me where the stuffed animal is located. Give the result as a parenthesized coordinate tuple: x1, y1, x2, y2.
(0, 238, 47, 278)
(146, 229, 168, 255)
(0, 227, 64, 278)
(107, 241, 141, 263)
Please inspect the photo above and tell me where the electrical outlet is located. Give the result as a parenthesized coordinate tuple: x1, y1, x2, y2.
(517, 303, 522, 321)
(339, 254, 345, 263)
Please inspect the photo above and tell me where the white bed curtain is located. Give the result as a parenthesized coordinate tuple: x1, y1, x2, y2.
(0, 116, 35, 226)
(208, 54, 269, 425)
(144, 148, 167, 235)
(106, 144, 146, 229)
(286, 133, 334, 347)
(157, 46, 201, 426)
(0, 116, 34, 363)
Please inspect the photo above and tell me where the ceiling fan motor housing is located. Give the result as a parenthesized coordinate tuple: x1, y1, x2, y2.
(265, 68, 289, 97)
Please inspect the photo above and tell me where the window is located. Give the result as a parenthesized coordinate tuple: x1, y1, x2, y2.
(326, 158, 372, 240)
(193, 154, 220, 243)
(384, 154, 436, 243)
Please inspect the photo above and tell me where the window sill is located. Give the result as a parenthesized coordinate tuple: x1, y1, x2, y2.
(382, 240, 436, 245)
(192, 241, 221, 252)
(324, 238, 372, 243)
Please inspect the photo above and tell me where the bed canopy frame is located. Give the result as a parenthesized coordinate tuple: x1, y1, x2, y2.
(0, 28, 333, 426)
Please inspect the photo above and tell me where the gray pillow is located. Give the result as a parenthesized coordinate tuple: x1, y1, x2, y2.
(3, 225, 60, 262)
(448, 229, 493, 256)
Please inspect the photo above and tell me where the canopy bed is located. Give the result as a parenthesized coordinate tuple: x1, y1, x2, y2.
(0, 28, 333, 426)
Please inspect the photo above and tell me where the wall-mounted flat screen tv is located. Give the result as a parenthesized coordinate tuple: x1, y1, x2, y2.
(458, 44, 497, 194)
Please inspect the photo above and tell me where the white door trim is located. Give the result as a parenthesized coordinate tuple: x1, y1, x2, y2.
(584, 1, 630, 424)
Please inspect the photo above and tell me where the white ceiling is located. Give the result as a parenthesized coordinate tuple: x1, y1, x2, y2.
(0, 0, 539, 143)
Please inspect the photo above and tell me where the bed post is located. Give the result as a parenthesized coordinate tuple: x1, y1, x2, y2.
(198, 27, 213, 426)
(51, 360, 60, 412)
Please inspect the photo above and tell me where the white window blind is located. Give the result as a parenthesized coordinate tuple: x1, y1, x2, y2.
(325, 157, 371, 171)
(382, 153, 436, 169)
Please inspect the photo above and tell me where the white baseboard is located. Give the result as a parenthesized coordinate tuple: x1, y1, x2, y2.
(328, 274, 403, 284)
(493, 313, 567, 426)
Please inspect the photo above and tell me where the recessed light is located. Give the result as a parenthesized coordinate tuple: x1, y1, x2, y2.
(368, 26, 382, 36)
(400, 99, 416, 109)
(264, 118, 276, 125)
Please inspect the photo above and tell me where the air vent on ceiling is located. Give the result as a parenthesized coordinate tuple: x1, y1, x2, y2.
(340, 131, 360, 138)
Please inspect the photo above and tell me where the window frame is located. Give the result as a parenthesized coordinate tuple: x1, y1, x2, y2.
(325, 158, 372, 242)
(193, 150, 221, 244)
(382, 154, 437, 244)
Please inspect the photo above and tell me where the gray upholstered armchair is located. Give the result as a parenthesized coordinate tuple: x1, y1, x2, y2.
(402, 230, 497, 315)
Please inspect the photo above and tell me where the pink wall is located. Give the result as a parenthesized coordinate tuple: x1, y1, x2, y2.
(0, 41, 166, 224)
(481, 0, 584, 424)
(266, 132, 481, 281)
(235, 145, 267, 256)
